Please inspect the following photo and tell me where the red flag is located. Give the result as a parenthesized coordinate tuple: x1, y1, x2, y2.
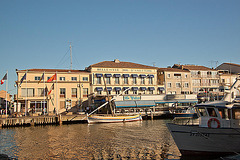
(47, 73, 56, 82)
(48, 84, 54, 95)
(1, 73, 7, 85)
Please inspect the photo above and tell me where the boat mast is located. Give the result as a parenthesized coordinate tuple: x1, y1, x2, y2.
(103, 76, 114, 116)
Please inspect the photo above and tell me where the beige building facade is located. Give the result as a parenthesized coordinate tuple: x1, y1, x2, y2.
(173, 64, 219, 94)
(86, 59, 162, 97)
(16, 69, 90, 114)
(157, 68, 192, 95)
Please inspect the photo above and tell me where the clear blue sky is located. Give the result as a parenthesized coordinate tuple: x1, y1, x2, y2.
(0, 0, 240, 95)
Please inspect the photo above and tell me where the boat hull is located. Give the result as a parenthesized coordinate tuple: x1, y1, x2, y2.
(88, 114, 142, 124)
(166, 123, 240, 156)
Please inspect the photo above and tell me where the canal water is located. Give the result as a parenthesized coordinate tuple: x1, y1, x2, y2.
(0, 120, 224, 160)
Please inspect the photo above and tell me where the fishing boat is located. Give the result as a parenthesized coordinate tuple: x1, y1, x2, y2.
(88, 114, 142, 124)
(87, 77, 142, 124)
(167, 78, 240, 156)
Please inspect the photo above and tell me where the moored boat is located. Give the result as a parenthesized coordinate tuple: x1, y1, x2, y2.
(88, 114, 142, 124)
(167, 102, 240, 156)
(167, 78, 240, 156)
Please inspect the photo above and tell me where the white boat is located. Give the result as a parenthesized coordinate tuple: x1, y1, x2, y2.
(167, 78, 240, 156)
(88, 114, 142, 124)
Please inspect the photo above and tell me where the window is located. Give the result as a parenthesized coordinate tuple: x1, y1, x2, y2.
(71, 77, 77, 81)
(133, 90, 137, 94)
(60, 88, 66, 98)
(174, 74, 181, 79)
(59, 77, 65, 81)
(83, 88, 88, 97)
(108, 90, 111, 95)
(106, 77, 111, 84)
(133, 77, 137, 84)
(149, 90, 153, 94)
(21, 88, 35, 97)
(35, 76, 41, 81)
(167, 74, 171, 78)
(184, 83, 189, 88)
(83, 77, 88, 81)
(97, 77, 101, 84)
(38, 88, 44, 97)
(72, 88, 77, 98)
(141, 77, 145, 84)
(116, 90, 120, 94)
(207, 108, 217, 117)
(167, 83, 172, 88)
(176, 83, 181, 88)
(115, 77, 120, 84)
(232, 109, 240, 120)
(185, 74, 188, 78)
(124, 77, 128, 84)
(97, 90, 102, 95)
(149, 77, 153, 85)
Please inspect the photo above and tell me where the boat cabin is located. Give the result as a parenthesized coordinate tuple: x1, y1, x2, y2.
(195, 101, 240, 128)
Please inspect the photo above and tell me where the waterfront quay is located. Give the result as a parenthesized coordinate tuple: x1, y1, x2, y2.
(0, 111, 172, 128)
(0, 113, 88, 128)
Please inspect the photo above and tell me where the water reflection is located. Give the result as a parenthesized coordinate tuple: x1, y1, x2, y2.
(0, 120, 182, 159)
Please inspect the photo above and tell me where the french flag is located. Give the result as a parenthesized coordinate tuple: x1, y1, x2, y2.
(1, 73, 7, 85)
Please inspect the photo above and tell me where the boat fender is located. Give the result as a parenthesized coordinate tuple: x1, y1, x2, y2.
(207, 118, 220, 128)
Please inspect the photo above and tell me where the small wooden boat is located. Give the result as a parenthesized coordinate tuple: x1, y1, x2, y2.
(88, 114, 142, 124)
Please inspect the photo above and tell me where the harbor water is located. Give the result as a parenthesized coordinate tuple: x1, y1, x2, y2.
(0, 120, 225, 160)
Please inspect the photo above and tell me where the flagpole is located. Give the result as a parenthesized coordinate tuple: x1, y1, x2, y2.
(56, 72, 58, 115)
(43, 71, 45, 115)
(5, 70, 8, 117)
(25, 70, 27, 116)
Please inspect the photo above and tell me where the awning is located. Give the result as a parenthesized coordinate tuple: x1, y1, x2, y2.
(123, 74, 129, 77)
(177, 99, 198, 103)
(140, 87, 147, 91)
(132, 87, 138, 91)
(114, 74, 121, 77)
(148, 74, 154, 78)
(115, 101, 137, 108)
(105, 74, 112, 77)
(148, 87, 155, 91)
(155, 100, 177, 104)
(96, 87, 103, 91)
(96, 74, 103, 77)
(114, 87, 121, 91)
(158, 87, 165, 91)
(140, 74, 146, 78)
(106, 87, 112, 91)
(136, 100, 155, 107)
(131, 74, 138, 77)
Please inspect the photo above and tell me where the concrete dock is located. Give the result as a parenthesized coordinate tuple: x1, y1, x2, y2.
(0, 114, 88, 128)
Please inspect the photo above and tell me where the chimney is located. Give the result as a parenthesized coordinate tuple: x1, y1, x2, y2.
(114, 59, 120, 63)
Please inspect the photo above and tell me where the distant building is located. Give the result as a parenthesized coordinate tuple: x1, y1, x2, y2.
(216, 63, 240, 74)
(157, 68, 191, 95)
(216, 63, 240, 92)
(15, 69, 90, 115)
(0, 90, 12, 111)
(173, 64, 219, 94)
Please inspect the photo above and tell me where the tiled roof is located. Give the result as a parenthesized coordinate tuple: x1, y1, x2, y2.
(222, 63, 240, 67)
(158, 68, 189, 72)
(173, 64, 216, 71)
(88, 59, 157, 69)
(17, 69, 90, 73)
